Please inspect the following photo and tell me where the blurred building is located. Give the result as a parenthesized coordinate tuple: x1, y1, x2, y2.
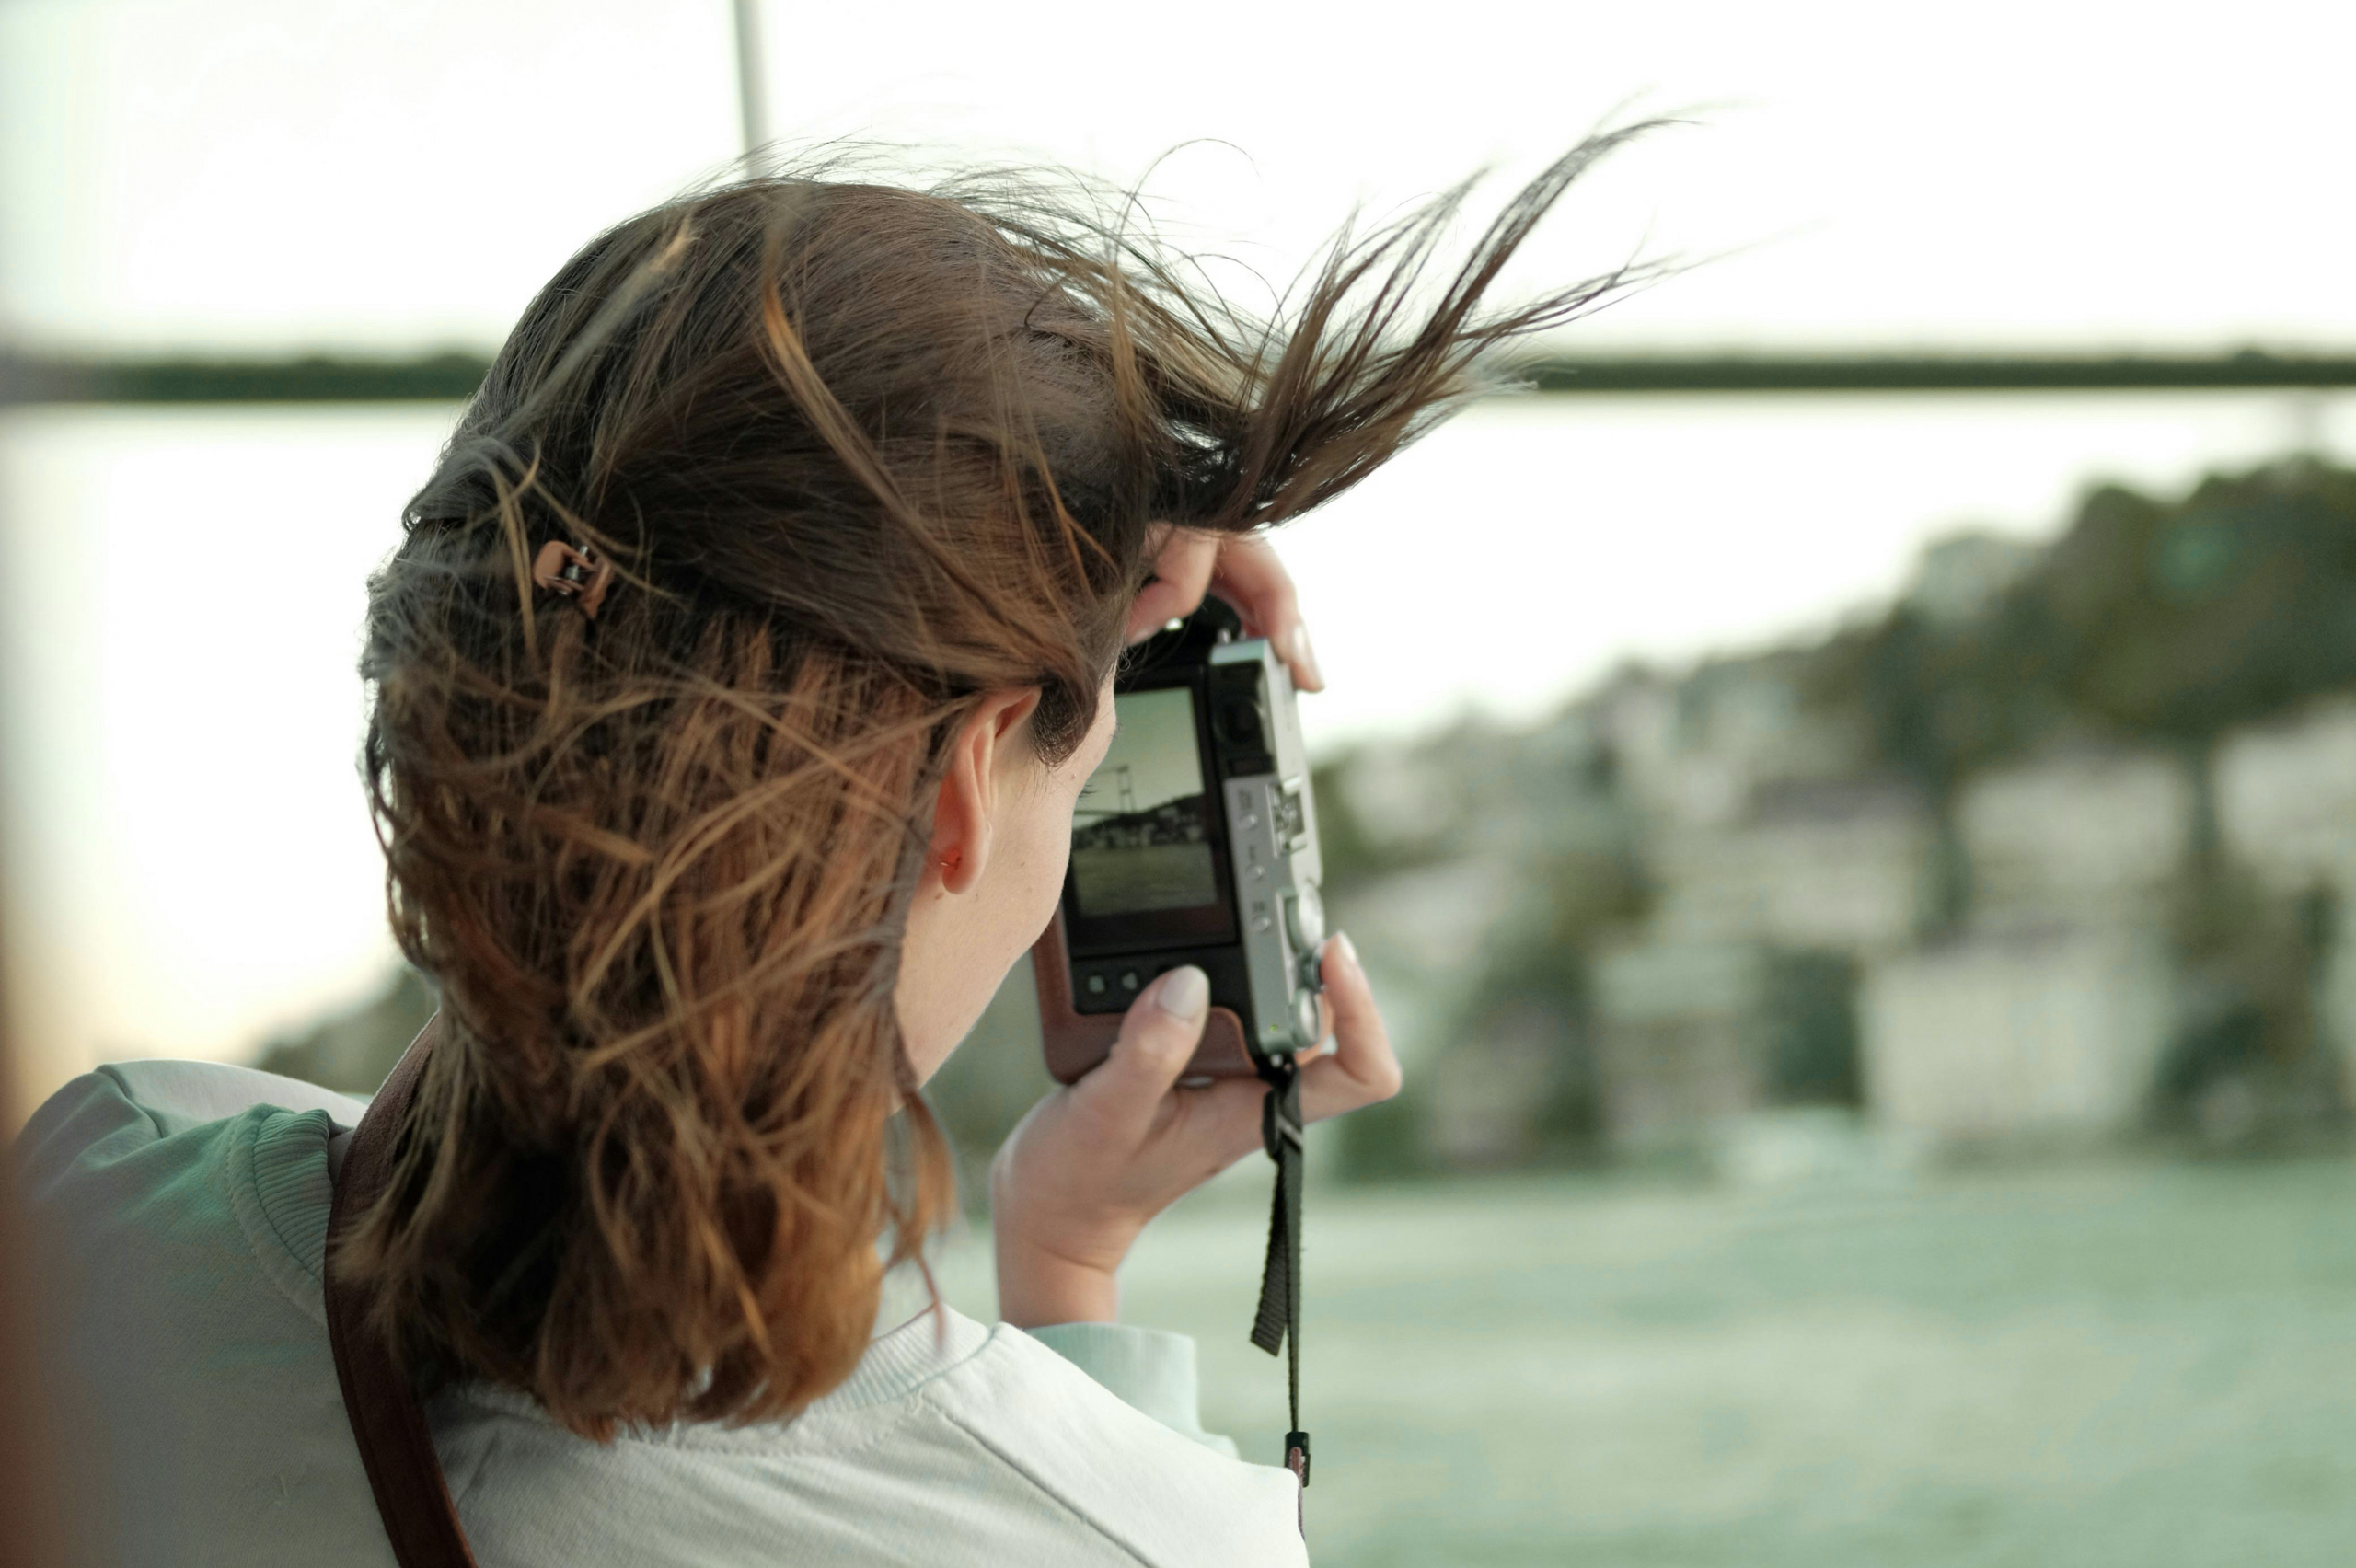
(2217, 698, 2356, 894)
(1644, 778, 1929, 953)
(1862, 927, 2172, 1141)
(1588, 941, 1763, 1141)
(2215, 697, 2356, 1092)
(1958, 748, 2191, 928)
(1324, 504, 2356, 1163)
(1587, 775, 1927, 1147)
(1573, 654, 1920, 1147)
(1423, 999, 1569, 1167)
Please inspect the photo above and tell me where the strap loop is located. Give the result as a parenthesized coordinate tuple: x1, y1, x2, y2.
(1249, 1058, 1310, 1496)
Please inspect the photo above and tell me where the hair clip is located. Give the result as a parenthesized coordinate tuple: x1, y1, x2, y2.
(531, 540, 615, 619)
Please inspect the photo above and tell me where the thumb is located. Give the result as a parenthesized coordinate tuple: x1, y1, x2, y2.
(1075, 966, 1210, 1138)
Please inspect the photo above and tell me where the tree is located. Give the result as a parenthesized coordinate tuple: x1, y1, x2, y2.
(1810, 461, 2356, 944)
(1804, 571, 2069, 934)
(2038, 464, 2356, 943)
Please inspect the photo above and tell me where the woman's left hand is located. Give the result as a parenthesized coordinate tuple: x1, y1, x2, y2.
(1126, 528, 1325, 692)
(988, 934, 1399, 1328)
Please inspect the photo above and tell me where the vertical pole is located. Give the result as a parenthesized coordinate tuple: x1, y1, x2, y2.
(731, 0, 769, 160)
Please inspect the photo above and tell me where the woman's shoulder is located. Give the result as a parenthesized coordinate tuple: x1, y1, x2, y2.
(17, 1061, 388, 1567)
(16, 1065, 1306, 1567)
(430, 1309, 1306, 1568)
(19, 1059, 363, 1316)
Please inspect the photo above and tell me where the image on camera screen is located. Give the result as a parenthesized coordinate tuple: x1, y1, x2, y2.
(1070, 686, 1218, 917)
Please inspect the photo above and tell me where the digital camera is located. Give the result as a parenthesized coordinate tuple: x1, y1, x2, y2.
(1032, 599, 1327, 1083)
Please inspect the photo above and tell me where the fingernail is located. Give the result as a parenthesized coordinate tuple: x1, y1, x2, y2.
(1332, 931, 1359, 975)
(1292, 627, 1324, 691)
(1156, 964, 1209, 1021)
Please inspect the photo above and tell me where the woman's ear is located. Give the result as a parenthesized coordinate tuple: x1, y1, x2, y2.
(927, 688, 1044, 897)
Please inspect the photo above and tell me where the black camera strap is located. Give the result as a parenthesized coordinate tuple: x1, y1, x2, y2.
(1251, 1056, 1311, 1501)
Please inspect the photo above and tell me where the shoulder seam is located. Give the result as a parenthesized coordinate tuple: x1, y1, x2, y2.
(93, 1063, 167, 1140)
(922, 1393, 1159, 1568)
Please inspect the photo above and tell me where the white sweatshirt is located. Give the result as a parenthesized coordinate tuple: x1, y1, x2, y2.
(17, 1060, 1306, 1568)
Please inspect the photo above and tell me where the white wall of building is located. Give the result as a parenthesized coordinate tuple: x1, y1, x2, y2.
(1862, 928, 2172, 1140)
(1960, 751, 2191, 923)
(2217, 698, 2356, 895)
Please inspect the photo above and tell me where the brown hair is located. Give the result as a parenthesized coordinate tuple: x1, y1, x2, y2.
(341, 136, 1656, 1436)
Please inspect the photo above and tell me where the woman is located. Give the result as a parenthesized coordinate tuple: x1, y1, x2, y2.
(21, 141, 1645, 1565)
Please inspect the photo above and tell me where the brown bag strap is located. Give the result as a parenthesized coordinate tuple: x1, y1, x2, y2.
(325, 1014, 480, 1568)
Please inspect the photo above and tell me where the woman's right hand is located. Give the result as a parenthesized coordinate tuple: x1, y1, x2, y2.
(989, 933, 1402, 1329)
(1127, 528, 1324, 693)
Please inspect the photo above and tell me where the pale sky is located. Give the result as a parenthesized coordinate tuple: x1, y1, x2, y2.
(5, 0, 2355, 354)
(5, 0, 2356, 1110)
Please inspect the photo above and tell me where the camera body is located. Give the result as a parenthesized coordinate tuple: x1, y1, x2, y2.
(1033, 601, 1327, 1083)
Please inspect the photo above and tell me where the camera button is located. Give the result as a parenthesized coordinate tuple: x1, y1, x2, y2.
(1084, 973, 1107, 997)
(1118, 969, 1141, 993)
(1291, 987, 1322, 1050)
(1283, 886, 1324, 951)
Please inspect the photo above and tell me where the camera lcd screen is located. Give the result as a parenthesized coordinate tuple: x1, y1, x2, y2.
(1070, 686, 1221, 918)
